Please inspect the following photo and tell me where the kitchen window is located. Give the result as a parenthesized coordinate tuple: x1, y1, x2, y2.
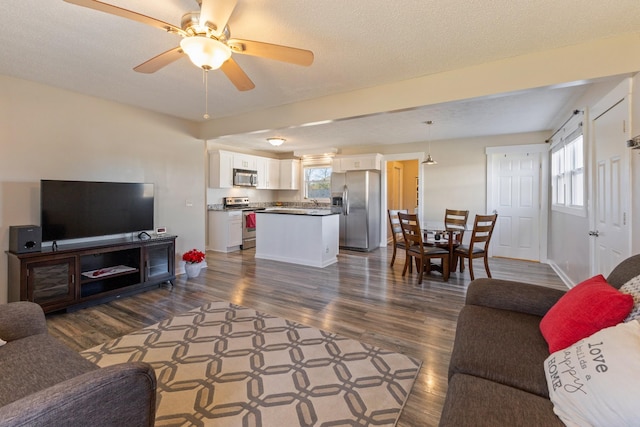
(303, 165, 332, 201)
(551, 122, 585, 215)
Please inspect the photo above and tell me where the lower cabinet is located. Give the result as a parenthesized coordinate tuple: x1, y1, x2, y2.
(7, 235, 177, 313)
(24, 256, 76, 307)
(144, 241, 175, 283)
(208, 210, 243, 252)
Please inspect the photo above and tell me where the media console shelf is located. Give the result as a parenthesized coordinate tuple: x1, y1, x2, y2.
(7, 235, 176, 313)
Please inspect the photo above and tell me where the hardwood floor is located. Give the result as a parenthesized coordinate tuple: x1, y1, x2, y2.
(46, 247, 565, 426)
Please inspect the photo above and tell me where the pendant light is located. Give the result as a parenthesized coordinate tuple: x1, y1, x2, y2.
(422, 120, 438, 165)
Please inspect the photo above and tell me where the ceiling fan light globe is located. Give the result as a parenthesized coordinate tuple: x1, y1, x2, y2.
(180, 36, 231, 70)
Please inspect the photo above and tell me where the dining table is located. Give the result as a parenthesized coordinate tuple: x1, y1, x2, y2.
(422, 221, 467, 274)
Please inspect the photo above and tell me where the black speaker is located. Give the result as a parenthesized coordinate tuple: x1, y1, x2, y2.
(9, 225, 42, 254)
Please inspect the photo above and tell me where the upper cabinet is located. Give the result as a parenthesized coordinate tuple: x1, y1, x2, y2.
(279, 159, 300, 190)
(209, 151, 234, 188)
(233, 154, 257, 170)
(256, 157, 281, 189)
(209, 150, 298, 190)
(268, 159, 281, 189)
(332, 154, 382, 172)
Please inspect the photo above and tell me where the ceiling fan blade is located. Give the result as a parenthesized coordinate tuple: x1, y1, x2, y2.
(220, 58, 255, 91)
(228, 39, 314, 66)
(200, 0, 237, 37)
(63, 0, 185, 35)
(134, 47, 185, 73)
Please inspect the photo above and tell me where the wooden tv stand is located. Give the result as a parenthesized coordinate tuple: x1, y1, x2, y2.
(7, 235, 176, 313)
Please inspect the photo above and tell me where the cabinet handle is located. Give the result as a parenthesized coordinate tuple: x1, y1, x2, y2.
(71, 274, 75, 284)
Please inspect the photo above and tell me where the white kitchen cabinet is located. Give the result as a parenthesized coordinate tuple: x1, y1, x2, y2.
(208, 210, 243, 252)
(256, 157, 281, 189)
(279, 159, 300, 190)
(233, 153, 257, 170)
(332, 154, 382, 172)
(255, 157, 268, 189)
(210, 149, 296, 190)
(268, 159, 281, 189)
(209, 151, 233, 188)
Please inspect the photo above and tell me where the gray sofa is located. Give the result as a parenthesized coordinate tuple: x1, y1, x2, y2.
(0, 301, 157, 426)
(439, 254, 640, 426)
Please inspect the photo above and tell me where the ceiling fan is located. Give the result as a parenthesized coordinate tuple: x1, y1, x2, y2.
(63, 0, 314, 91)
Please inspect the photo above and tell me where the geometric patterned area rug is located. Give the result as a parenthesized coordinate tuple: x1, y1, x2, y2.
(81, 301, 422, 427)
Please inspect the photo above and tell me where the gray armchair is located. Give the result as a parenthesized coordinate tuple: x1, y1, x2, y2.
(0, 302, 156, 427)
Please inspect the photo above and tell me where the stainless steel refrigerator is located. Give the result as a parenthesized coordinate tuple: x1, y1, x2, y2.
(330, 170, 381, 251)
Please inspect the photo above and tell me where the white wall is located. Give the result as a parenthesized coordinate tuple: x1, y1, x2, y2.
(547, 77, 632, 285)
(0, 75, 206, 303)
(340, 132, 548, 224)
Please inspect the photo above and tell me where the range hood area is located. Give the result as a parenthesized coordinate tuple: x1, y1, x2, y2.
(209, 150, 300, 191)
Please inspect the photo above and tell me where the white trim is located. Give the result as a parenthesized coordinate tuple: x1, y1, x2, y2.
(486, 143, 549, 262)
(485, 143, 548, 155)
(547, 260, 575, 289)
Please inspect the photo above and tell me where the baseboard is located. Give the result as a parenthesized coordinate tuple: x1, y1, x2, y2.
(548, 260, 575, 288)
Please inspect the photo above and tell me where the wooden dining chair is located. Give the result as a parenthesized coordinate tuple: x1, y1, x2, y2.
(444, 209, 469, 244)
(398, 212, 450, 283)
(388, 209, 408, 267)
(453, 213, 498, 280)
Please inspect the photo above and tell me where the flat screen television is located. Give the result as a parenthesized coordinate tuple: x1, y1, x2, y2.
(41, 180, 154, 242)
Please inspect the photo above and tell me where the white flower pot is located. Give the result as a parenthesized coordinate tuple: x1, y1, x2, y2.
(184, 262, 202, 278)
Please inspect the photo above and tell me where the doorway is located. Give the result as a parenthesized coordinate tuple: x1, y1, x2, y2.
(385, 159, 419, 241)
(381, 153, 424, 246)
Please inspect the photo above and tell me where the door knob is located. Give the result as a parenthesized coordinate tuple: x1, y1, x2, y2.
(588, 230, 600, 237)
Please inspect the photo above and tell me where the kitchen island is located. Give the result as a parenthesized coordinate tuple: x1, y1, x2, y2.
(255, 209, 339, 268)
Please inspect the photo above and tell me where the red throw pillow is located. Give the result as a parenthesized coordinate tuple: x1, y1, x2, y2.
(540, 275, 633, 353)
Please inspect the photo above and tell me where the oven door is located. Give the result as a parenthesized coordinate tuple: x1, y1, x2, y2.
(241, 211, 257, 249)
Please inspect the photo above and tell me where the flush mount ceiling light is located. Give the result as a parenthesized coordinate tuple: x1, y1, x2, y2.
(180, 36, 232, 70)
(422, 120, 438, 165)
(267, 137, 286, 147)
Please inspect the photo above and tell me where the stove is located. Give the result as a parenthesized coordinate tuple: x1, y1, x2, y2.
(223, 196, 250, 210)
(223, 197, 262, 249)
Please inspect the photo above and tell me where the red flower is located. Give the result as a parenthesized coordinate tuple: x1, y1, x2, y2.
(182, 249, 205, 264)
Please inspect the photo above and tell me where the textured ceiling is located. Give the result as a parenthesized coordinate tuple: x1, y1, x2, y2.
(1, 1, 639, 152)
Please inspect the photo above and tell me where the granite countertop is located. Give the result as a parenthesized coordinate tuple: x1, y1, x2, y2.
(208, 203, 332, 212)
(257, 208, 338, 216)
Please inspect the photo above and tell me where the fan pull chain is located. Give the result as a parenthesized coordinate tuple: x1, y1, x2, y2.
(203, 69, 210, 120)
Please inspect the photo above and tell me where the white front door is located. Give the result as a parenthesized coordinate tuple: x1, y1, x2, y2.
(488, 147, 544, 261)
(592, 98, 630, 276)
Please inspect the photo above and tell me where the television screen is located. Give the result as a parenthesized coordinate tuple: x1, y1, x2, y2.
(41, 180, 154, 242)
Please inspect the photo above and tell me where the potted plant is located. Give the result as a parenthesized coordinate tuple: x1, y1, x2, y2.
(183, 249, 205, 278)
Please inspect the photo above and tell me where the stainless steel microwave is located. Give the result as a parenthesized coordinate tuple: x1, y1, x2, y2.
(233, 169, 258, 187)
